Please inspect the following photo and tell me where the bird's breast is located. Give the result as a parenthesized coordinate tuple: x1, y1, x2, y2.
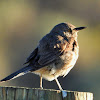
(59, 50, 79, 77)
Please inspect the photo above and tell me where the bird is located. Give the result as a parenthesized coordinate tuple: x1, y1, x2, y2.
(0, 22, 86, 90)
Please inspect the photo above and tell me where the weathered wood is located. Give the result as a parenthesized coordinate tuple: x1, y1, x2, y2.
(0, 86, 93, 100)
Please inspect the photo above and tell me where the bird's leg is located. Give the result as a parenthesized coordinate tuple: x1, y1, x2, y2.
(55, 78, 63, 91)
(40, 75, 43, 89)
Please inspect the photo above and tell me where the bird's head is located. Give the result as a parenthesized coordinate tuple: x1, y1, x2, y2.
(51, 22, 86, 38)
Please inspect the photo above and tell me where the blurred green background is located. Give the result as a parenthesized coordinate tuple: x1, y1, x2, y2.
(0, 0, 100, 99)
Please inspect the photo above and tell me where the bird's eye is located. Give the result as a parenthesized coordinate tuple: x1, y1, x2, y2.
(68, 28, 72, 33)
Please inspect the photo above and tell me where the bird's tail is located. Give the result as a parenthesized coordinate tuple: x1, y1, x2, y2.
(0, 66, 33, 83)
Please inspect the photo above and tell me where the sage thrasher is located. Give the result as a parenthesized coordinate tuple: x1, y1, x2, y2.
(0, 22, 86, 90)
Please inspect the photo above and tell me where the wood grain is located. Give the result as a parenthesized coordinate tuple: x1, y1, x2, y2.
(0, 86, 93, 100)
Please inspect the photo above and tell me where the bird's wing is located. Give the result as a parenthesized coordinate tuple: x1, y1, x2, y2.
(37, 34, 68, 66)
(24, 33, 69, 67)
(38, 50, 62, 66)
(24, 47, 38, 64)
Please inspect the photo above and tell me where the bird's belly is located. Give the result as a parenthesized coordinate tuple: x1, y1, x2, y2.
(33, 67, 56, 81)
(33, 51, 78, 81)
(56, 51, 78, 77)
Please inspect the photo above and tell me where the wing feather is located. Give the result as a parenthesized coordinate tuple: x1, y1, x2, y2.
(24, 33, 68, 67)
(24, 47, 38, 64)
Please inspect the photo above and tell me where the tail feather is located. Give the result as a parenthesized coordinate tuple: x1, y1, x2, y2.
(0, 66, 33, 83)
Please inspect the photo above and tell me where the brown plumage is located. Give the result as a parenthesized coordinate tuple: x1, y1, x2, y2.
(0, 22, 86, 90)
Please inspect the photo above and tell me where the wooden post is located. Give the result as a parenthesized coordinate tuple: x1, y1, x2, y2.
(0, 86, 93, 100)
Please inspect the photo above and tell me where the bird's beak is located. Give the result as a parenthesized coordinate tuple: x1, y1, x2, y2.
(73, 27, 86, 31)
